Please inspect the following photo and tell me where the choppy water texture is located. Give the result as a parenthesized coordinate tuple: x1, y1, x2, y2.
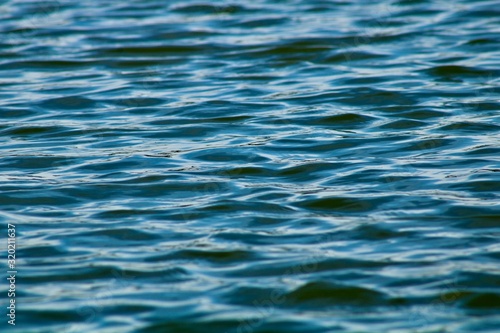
(1, 0, 500, 332)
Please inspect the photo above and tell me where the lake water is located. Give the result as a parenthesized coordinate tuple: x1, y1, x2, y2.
(1, 0, 499, 332)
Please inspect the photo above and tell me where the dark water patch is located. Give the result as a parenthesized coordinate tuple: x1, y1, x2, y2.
(337, 88, 417, 106)
(449, 180, 499, 193)
(19, 309, 84, 324)
(0, 191, 80, 206)
(170, 4, 246, 15)
(92, 209, 160, 220)
(265, 139, 363, 154)
(237, 17, 291, 28)
(0, 107, 38, 118)
(422, 65, 498, 79)
(110, 97, 165, 107)
(146, 249, 259, 264)
(219, 285, 287, 307)
(37, 96, 98, 110)
(79, 228, 163, 241)
(57, 181, 232, 201)
(99, 44, 218, 57)
(138, 319, 242, 333)
(138, 318, 327, 333)
(2, 0, 499, 331)
(378, 119, 427, 129)
(464, 38, 499, 46)
(216, 166, 274, 177)
(17, 245, 68, 258)
(2, 125, 71, 137)
(198, 200, 295, 215)
(460, 293, 500, 310)
(97, 174, 173, 184)
(285, 281, 387, 307)
(306, 113, 377, 127)
(22, 265, 189, 284)
(403, 138, 455, 151)
(350, 224, 413, 241)
(447, 206, 500, 229)
(148, 115, 253, 126)
(396, 109, 447, 119)
(213, 231, 324, 247)
(438, 121, 500, 133)
(276, 162, 345, 180)
(296, 196, 389, 214)
(184, 149, 270, 163)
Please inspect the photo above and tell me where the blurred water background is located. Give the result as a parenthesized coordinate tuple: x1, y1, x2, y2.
(0, 0, 499, 332)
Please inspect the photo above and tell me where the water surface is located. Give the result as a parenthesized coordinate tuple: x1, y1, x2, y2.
(1, 0, 499, 332)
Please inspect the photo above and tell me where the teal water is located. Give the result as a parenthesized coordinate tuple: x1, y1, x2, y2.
(1, 0, 499, 332)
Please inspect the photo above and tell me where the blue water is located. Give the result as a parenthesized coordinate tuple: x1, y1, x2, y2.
(1, 0, 499, 332)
